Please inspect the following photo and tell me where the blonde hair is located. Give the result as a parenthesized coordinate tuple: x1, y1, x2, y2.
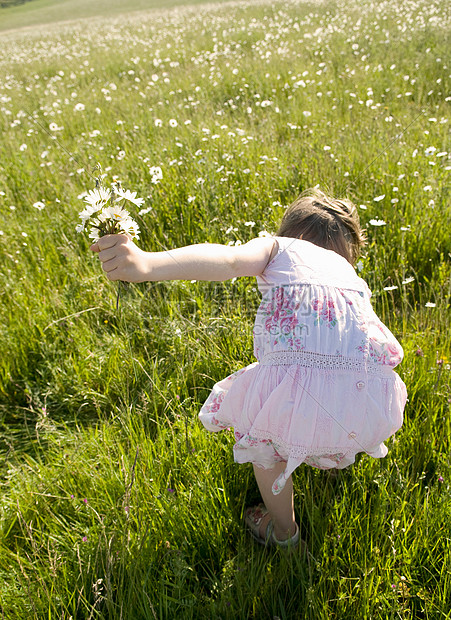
(276, 188, 366, 265)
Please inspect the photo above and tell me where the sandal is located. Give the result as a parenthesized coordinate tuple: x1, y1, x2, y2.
(244, 503, 300, 548)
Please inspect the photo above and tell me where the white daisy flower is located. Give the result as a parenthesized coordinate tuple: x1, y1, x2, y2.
(369, 218, 386, 226)
(88, 227, 100, 241)
(149, 166, 163, 184)
(79, 204, 102, 220)
(33, 201, 45, 210)
(120, 219, 140, 238)
(114, 187, 145, 207)
(98, 205, 130, 222)
(83, 187, 111, 208)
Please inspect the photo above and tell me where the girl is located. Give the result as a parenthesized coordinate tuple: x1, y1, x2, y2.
(90, 188, 407, 549)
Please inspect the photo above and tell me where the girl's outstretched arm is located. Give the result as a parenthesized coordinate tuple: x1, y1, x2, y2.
(90, 234, 278, 282)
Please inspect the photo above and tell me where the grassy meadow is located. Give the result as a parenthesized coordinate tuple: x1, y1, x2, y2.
(0, 0, 450, 617)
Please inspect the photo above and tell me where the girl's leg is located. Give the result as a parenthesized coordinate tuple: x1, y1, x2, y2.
(252, 462, 297, 541)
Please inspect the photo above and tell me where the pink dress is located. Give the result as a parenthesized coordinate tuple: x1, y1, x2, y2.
(199, 237, 407, 494)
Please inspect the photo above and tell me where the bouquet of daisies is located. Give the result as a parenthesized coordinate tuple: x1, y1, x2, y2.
(76, 166, 146, 242)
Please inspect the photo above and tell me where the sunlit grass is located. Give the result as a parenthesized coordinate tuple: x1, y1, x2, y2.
(0, 0, 450, 617)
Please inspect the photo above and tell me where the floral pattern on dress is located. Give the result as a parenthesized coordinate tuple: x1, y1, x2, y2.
(356, 338, 402, 366)
(235, 432, 285, 460)
(204, 391, 229, 429)
(311, 297, 343, 328)
(304, 452, 346, 469)
(256, 285, 307, 349)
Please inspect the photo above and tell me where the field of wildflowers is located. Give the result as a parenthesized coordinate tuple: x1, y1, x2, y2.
(0, 0, 450, 617)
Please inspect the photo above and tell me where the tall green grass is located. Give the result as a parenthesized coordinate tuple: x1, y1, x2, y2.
(0, 0, 450, 617)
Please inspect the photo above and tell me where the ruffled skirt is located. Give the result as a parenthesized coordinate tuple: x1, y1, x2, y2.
(198, 358, 407, 494)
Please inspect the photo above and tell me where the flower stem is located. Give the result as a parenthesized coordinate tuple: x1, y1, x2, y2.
(116, 281, 122, 311)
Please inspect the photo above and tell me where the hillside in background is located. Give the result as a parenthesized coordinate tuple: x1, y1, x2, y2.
(0, 0, 38, 10)
(0, 0, 225, 31)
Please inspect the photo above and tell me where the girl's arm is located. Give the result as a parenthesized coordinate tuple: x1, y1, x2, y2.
(90, 234, 278, 282)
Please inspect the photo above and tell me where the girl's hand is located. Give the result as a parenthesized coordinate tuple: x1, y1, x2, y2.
(90, 234, 152, 282)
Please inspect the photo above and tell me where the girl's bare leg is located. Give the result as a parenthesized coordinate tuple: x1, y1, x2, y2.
(252, 462, 297, 541)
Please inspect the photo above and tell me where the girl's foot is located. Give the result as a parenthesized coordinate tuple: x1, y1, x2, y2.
(245, 504, 299, 545)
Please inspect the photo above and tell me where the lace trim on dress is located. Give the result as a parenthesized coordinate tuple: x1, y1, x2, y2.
(233, 426, 363, 459)
(260, 350, 393, 375)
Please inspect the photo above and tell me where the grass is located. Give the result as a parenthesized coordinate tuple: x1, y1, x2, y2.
(0, 0, 450, 617)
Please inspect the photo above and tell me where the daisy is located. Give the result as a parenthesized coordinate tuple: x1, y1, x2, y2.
(121, 219, 140, 238)
(149, 166, 163, 184)
(83, 187, 111, 209)
(88, 227, 100, 242)
(97, 205, 131, 223)
(79, 204, 102, 221)
(114, 187, 145, 207)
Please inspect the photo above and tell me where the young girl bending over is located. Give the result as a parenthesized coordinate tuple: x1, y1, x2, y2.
(91, 188, 407, 549)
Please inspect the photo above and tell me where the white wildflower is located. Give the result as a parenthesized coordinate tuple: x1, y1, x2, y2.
(83, 187, 111, 209)
(120, 219, 140, 238)
(149, 166, 163, 184)
(369, 219, 386, 226)
(114, 187, 145, 207)
(97, 205, 131, 223)
(88, 227, 100, 241)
